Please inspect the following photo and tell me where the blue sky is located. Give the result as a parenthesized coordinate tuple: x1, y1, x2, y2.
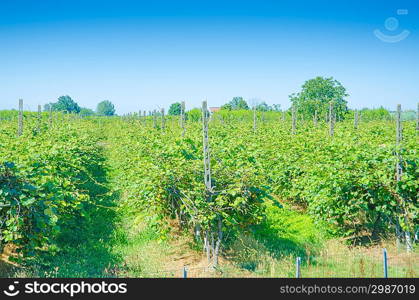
(0, 0, 418, 114)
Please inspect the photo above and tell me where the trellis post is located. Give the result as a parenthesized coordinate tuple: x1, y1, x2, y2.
(383, 248, 388, 278)
(161, 108, 165, 130)
(49, 105, 52, 127)
(291, 106, 296, 135)
(295, 257, 301, 278)
(202, 100, 212, 263)
(395, 104, 412, 252)
(153, 110, 157, 128)
(18, 99, 23, 136)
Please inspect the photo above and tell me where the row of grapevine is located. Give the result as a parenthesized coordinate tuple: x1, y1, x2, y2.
(0, 104, 417, 263)
(106, 106, 418, 262)
(0, 117, 104, 258)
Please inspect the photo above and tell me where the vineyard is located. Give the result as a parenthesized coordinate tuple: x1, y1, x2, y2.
(0, 105, 418, 278)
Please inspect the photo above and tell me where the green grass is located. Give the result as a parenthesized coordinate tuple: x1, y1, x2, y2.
(111, 212, 173, 277)
(225, 199, 324, 274)
(221, 200, 418, 278)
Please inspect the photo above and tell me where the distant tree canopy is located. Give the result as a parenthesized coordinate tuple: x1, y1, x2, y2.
(43, 103, 51, 111)
(168, 102, 182, 115)
(271, 104, 282, 111)
(79, 107, 95, 117)
(255, 102, 281, 112)
(221, 97, 249, 110)
(45, 95, 81, 113)
(96, 100, 116, 116)
(359, 107, 392, 121)
(289, 76, 349, 120)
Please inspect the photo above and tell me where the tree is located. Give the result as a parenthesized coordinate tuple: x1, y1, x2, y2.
(255, 101, 270, 111)
(43, 103, 51, 112)
(168, 102, 182, 115)
(221, 97, 249, 110)
(271, 104, 282, 111)
(96, 100, 116, 116)
(220, 103, 233, 111)
(79, 107, 95, 117)
(289, 77, 348, 120)
(47, 95, 81, 113)
(359, 107, 392, 121)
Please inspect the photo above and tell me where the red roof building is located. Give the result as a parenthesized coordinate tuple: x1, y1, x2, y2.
(209, 107, 221, 113)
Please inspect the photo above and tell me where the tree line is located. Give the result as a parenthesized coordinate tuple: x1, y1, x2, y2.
(165, 76, 397, 121)
(40, 76, 400, 120)
(44, 96, 116, 116)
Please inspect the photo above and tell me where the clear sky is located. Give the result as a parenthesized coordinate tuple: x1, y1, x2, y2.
(0, 0, 418, 114)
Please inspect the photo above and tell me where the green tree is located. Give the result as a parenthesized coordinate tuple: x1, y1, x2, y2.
(359, 107, 391, 121)
(79, 107, 95, 117)
(221, 97, 249, 110)
(255, 101, 270, 111)
(168, 102, 182, 115)
(43, 103, 51, 112)
(290, 77, 348, 120)
(271, 104, 281, 111)
(96, 100, 116, 116)
(220, 103, 233, 110)
(47, 95, 81, 113)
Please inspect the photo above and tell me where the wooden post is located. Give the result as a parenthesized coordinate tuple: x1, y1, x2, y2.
(202, 101, 212, 263)
(18, 99, 23, 136)
(313, 110, 317, 127)
(291, 106, 296, 135)
(329, 102, 334, 137)
(295, 257, 301, 278)
(396, 104, 413, 252)
(396, 104, 402, 180)
(213, 216, 222, 268)
(383, 248, 388, 278)
(181, 101, 186, 137)
(37, 105, 41, 133)
(202, 101, 220, 266)
(161, 108, 165, 130)
(153, 110, 157, 128)
(354, 110, 359, 129)
(202, 101, 212, 193)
